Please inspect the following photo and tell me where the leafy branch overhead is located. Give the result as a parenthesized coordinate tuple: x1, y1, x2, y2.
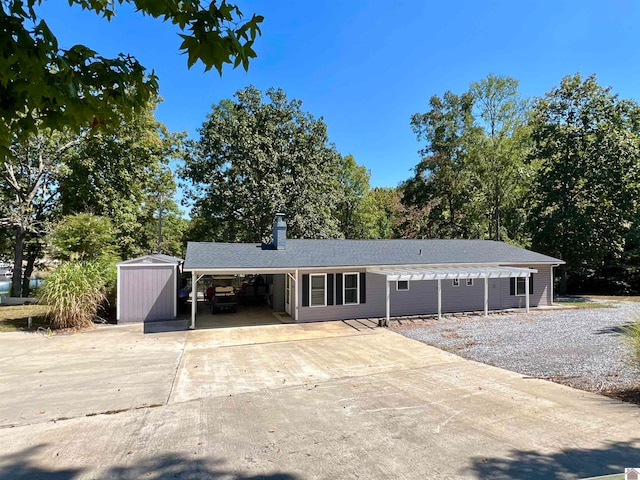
(0, 0, 263, 155)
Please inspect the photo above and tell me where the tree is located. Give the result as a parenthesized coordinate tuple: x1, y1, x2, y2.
(0, 129, 79, 296)
(0, 0, 263, 155)
(49, 213, 118, 261)
(335, 154, 371, 239)
(529, 73, 640, 292)
(406, 91, 483, 238)
(358, 187, 401, 239)
(58, 100, 185, 259)
(469, 75, 531, 242)
(182, 86, 343, 242)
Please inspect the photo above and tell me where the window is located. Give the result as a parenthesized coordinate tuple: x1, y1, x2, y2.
(397, 280, 410, 291)
(310, 274, 326, 307)
(452, 279, 460, 287)
(344, 273, 359, 305)
(466, 278, 473, 287)
(510, 275, 533, 297)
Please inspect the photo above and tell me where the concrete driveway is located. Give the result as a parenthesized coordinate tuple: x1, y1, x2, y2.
(0, 320, 639, 479)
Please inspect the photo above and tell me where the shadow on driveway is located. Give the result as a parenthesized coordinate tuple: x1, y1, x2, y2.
(470, 440, 640, 480)
(0, 443, 300, 480)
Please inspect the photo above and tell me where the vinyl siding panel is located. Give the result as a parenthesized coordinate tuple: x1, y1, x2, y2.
(119, 265, 175, 323)
(500, 264, 551, 309)
(296, 264, 554, 322)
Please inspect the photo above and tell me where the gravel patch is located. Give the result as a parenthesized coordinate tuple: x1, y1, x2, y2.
(392, 301, 640, 397)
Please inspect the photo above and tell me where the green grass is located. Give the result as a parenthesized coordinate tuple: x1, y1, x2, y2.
(621, 319, 640, 366)
(0, 305, 50, 332)
(554, 301, 613, 309)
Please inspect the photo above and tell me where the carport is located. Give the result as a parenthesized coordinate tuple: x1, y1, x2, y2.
(187, 269, 297, 329)
(368, 265, 537, 326)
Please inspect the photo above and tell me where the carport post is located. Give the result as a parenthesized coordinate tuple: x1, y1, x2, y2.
(525, 274, 530, 313)
(484, 277, 488, 317)
(383, 279, 390, 327)
(190, 271, 196, 329)
(437, 279, 442, 320)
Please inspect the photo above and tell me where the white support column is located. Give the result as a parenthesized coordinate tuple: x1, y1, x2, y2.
(383, 279, 390, 327)
(294, 269, 299, 322)
(484, 277, 488, 317)
(190, 271, 197, 330)
(525, 274, 530, 313)
(437, 279, 442, 320)
(549, 266, 555, 306)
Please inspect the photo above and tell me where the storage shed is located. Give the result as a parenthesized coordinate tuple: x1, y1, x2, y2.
(117, 254, 183, 324)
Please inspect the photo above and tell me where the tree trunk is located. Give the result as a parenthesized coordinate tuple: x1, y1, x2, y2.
(21, 249, 37, 298)
(11, 227, 25, 297)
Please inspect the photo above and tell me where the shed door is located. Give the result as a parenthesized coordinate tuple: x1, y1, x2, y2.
(120, 266, 175, 322)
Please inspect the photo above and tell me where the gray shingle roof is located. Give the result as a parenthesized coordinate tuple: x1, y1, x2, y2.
(183, 239, 562, 271)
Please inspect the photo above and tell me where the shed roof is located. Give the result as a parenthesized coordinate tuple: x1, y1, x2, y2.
(118, 253, 183, 266)
(183, 239, 562, 272)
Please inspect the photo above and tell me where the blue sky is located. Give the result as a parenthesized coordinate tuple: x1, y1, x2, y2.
(39, 0, 640, 188)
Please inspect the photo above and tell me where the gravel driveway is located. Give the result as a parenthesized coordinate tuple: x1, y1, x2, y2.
(393, 300, 640, 399)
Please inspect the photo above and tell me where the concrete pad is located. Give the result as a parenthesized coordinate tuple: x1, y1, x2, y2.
(170, 327, 452, 404)
(1, 322, 640, 479)
(0, 326, 186, 427)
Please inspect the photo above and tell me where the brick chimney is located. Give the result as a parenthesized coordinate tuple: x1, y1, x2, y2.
(272, 213, 287, 250)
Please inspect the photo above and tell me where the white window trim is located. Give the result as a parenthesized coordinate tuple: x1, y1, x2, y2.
(309, 273, 327, 307)
(343, 272, 360, 305)
(515, 277, 526, 297)
(452, 279, 460, 287)
(396, 280, 410, 291)
(466, 278, 473, 287)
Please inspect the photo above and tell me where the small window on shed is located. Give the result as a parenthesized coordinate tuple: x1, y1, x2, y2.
(466, 278, 473, 287)
(452, 279, 460, 287)
(397, 280, 409, 291)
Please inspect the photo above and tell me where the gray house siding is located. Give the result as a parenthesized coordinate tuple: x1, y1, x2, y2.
(271, 274, 286, 311)
(500, 264, 551, 309)
(296, 265, 552, 322)
(118, 266, 176, 323)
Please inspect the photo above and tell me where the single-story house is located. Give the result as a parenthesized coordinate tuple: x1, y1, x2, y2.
(183, 214, 564, 328)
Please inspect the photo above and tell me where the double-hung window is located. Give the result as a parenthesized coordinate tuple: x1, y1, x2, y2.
(344, 273, 360, 305)
(310, 274, 326, 307)
(515, 277, 526, 296)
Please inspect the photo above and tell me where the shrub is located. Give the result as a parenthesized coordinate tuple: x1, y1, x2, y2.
(38, 260, 111, 330)
(621, 319, 640, 367)
(49, 213, 118, 261)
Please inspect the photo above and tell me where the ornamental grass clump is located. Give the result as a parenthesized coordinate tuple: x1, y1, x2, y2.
(38, 260, 110, 330)
(621, 319, 640, 368)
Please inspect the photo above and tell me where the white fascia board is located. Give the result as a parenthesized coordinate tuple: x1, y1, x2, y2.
(369, 266, 537, 281)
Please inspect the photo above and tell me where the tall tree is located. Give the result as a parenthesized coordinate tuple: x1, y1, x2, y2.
(1, 1, 263, 154)
(335, 154, 371, 239)
(358, 187, 401, 239)
(469, 74, 531, 242)
(0, 130, 79, 296)
(58, 101, 185, 259)
(407, 76, 534, 243)
(182, 86, 343, 242)
(529, 73, 640, 292)
(406, 91, 483, 238)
